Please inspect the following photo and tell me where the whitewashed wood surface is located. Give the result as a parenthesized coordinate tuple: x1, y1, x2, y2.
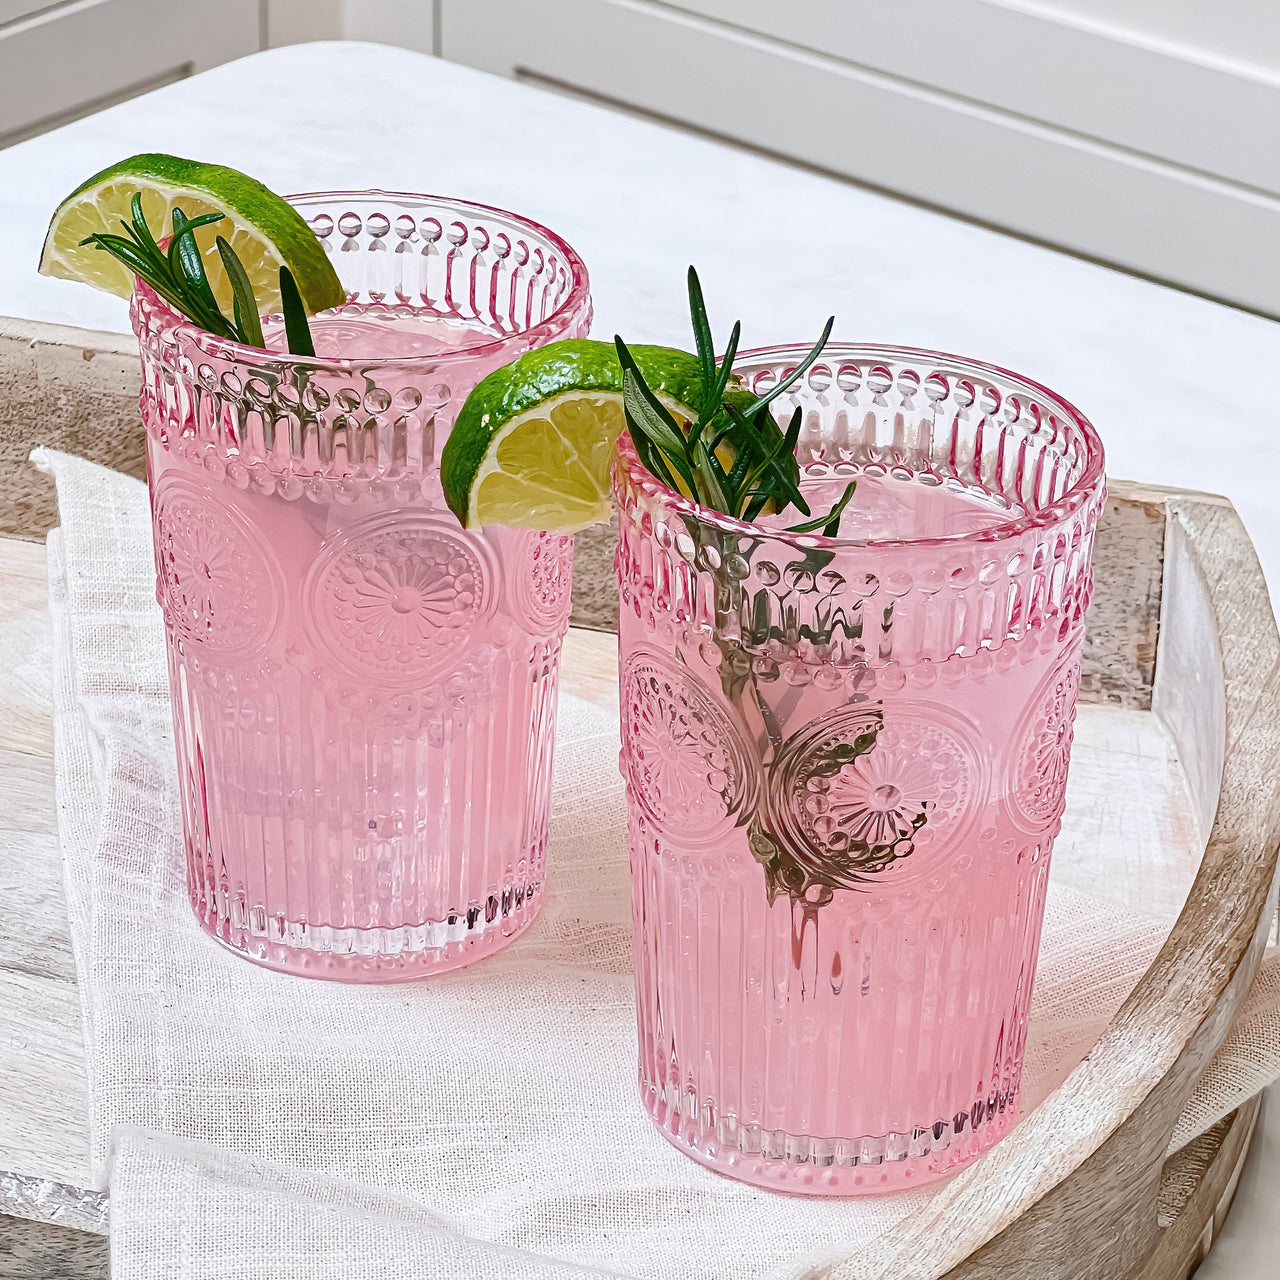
(0, 531, 1204, 1238)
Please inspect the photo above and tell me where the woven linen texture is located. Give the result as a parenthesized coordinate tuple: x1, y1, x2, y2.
(36, 449, 1279, 1280)
(108, 1128, 623, 1280)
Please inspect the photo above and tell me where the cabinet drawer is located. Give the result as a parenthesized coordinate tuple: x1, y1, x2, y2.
(0, 0, 260, 147)
(439, 0, 1280, 315)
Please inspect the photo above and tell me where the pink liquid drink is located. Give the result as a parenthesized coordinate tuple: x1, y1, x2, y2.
(134, 192, 591, 980)
(615, 345, 1105, 1191)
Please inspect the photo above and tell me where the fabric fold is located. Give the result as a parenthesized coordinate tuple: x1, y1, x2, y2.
(35, 448, 1279, 1279)
(109, 1128, 630, 1280)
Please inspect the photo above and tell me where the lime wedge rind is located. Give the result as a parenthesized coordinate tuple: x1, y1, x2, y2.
(440, 339, 710, 532)
(39, 152, 346, 317)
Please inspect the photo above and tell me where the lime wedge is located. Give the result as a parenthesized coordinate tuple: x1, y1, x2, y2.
(440, 339, 717, 532)
(38, 152, 346, 316)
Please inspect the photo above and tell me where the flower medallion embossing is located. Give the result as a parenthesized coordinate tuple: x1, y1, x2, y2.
(510, 531, 575, 636)
(764, 702, 988, 893)
(307, 512, 497, 687)
(152, 474, 281, 658)
(620, 648, 760, 845)
(1006, 648, 1083, 833)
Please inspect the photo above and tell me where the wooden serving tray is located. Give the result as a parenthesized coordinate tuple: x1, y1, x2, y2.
(0, 319, 1277, 1279)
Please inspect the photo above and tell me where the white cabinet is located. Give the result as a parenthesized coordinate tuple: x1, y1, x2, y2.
(0, 0, 261, 148)
(438, 0, 1280, 315)
(265, 0, 432, 52)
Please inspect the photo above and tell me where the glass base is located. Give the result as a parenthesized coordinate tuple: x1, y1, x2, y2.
(640, 1080, 1019, 1195)
(193, 880, 544, 982)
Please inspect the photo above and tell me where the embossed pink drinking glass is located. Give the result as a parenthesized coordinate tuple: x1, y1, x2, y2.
(133, 191, 590, 980)
(615, 344, 1105, 1192)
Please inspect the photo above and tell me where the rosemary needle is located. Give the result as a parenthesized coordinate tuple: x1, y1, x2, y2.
(616, 267, 854, 534)
(81, 192, 316, 357)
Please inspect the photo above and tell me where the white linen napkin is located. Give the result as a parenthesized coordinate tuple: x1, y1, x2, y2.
(35, 448, 1280, 1280)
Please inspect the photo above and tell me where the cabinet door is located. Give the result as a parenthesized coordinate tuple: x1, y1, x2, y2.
(658, 0, 1280, 196)
(0, 0, 261, 148)
(439, 0, 1280, 315)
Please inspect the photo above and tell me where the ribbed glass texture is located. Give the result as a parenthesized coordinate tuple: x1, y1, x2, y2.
(614, 344, 1105, 1191)
(134, 192, 591, 980)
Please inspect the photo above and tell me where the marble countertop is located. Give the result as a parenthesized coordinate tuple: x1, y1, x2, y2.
(1, 41, 1279, 589)
(0, 39, 1276, 1277)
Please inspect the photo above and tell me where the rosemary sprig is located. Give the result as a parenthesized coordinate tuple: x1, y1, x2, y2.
(616, 267, 854, 536)
(278, 264, 315, 358)
(215, 234, 264, 349)
(81, 192, 315, 356)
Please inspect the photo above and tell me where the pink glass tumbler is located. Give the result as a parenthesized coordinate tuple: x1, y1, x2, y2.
(134, 191, 591, 980)
(615, 344, 1105, 1191)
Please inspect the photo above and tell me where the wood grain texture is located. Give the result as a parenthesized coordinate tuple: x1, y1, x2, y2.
(560, 626, 619, 717)
(1144, 1097, 1261, 1275)
(0, 535, 97, 1224)
(928, 495, 1280, 1280)
(0, 318, 142, 540)
(569, 514, 619, 633)
(0, 441, 1271, 1274)
(0, 1212, 108, 1279)
(1079, 482, 1169, 711)
(0, 537, 55, 758)
(568, 483, 1170, 710)
(1152, 521, 1228, 847)
(0, 315, 1176, 717)
(0, 538, 99, 1245)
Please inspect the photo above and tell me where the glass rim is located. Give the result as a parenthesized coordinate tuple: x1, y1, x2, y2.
(614, 341, 1107, 552)
(131, 187, 592, 371)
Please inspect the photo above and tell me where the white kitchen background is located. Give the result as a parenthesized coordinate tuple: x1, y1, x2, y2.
(2, 0, 1278, 316)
